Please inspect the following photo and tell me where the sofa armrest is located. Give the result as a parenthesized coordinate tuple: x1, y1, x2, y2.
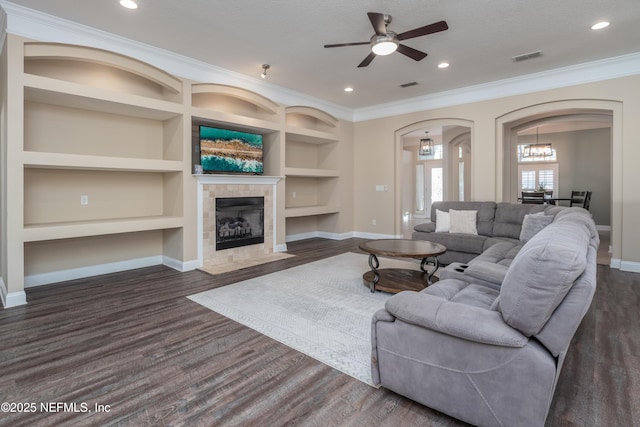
(464, 261, 509, 286)
(385, 291, 527, 347)
(413, 222, 436, 233)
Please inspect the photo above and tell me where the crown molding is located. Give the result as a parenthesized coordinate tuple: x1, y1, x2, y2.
(353, 52, 640, 122)
(0, 1, 355, 121)
(2, 1, 639, 124)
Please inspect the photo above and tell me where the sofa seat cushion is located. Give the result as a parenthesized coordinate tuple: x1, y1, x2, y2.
(422, 280, 499, 309)
(385, 280, 525, 347)
(499, 220, 590, 336)
(476, 240, 523, 268)
(414, 232, 488, 255)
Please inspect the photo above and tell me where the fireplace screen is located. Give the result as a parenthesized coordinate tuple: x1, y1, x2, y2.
(215, 197, 265, 250)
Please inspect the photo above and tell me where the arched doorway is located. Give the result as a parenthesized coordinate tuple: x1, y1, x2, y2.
(497, 100, 622, 265)
(395, 119, 473, 237)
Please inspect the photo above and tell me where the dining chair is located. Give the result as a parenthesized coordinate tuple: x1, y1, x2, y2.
(570, 190, 592, 209)
(521, 191, 545, 204)
(582, 191, 592, 210)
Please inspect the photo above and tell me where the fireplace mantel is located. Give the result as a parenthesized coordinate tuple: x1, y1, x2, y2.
(195, 174, 282, 186)
(196, 174, 283, 267)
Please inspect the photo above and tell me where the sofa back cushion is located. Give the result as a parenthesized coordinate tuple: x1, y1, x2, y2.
(499, 219, 590, 336)
(492, 202, 545, 239)
(430, 201, 496, 236)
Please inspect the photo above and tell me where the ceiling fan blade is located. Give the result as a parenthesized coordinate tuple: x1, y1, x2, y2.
(324, 41, 370, 48)
(357, 52, 376, 68)
(397, 44, 428, 61)
(367, 12, 387, 36)
(397, 20, 448, 41)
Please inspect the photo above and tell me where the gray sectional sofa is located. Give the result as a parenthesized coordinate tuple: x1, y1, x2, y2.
(412, 201, 560, 265)
(372, 204, 598, 426)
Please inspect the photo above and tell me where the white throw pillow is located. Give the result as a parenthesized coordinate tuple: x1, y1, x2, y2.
(449, 209, 478, 235)
(435, 209, 450, 232)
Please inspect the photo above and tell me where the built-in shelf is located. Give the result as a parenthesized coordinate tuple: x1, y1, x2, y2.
(24, 74, 183, 120)
(283, 167, 339, 177)
(191, 107, 281, 133)
(23, 216, 184, 242)
(285, 127, 338, 144)
(24, 41, 183, 96)
(23, 152, 184, 172)
(284, 206, 340, 218)
(283, 106, 341, 228)
(13, 40, 188, 294)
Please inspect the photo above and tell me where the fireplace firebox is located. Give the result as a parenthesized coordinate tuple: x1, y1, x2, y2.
(215, 197, 265, 250)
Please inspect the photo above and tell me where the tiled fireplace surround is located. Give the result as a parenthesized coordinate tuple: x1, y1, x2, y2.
(197, 175, 282, 268)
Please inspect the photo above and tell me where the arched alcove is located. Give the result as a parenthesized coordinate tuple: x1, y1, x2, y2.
(496, 100, 622, 265)
(394, 119, 474, 237)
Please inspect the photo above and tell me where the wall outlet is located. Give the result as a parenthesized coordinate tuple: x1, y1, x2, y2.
(372, 219, 377, 226)
(292, 191, 297, 198)
(80, 195, 89, 205)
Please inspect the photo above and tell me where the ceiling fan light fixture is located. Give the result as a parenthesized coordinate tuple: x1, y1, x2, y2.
(370, 33, 398, 56)
(591, 21, 610, 30)
(119, 0, 138, 9)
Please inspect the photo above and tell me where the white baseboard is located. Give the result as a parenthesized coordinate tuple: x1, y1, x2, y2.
(352, 231, 400, 240)
(286, 230, 357, 242)
(620, 260, 640, 273)
(286, 230, 400, 242)
(1, 277, 28, 308)
(24, 255, 198, 288)
(3, 291, 28, 308)
(163, 256, 199, 272)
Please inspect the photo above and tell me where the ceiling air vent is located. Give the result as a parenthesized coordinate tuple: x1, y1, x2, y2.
(400, 81, 419, 88)
(512, 50, 542, 62)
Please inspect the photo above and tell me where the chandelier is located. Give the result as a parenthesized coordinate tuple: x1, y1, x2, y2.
(523, 127, 553, 158)
(419, 131, 434, 156)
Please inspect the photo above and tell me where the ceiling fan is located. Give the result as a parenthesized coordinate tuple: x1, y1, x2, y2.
(324, 12, 448, 68)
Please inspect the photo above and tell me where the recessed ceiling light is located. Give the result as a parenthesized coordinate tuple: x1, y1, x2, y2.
(344, 87, 354, 92)
(438, 62, 450, 69)
(120, 0, 138, 10)
(591, 21, 610, 30)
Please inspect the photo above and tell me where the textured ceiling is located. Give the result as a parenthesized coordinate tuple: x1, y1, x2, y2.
(4, 0, 640, 109)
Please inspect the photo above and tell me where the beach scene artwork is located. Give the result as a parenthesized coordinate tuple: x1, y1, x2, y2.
(200, 126, 264, 174)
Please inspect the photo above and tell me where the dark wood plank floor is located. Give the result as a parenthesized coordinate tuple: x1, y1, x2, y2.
(0, 238, 638, 427)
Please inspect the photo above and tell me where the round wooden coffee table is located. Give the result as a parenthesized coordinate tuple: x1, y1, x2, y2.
(358, 239, 447, 293)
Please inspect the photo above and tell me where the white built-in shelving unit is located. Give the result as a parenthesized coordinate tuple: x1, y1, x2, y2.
(1, 35, 346, 306)
(284, 106, 341, 219)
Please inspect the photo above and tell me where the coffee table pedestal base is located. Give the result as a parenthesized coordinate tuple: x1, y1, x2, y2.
(363, 269, 433, 294)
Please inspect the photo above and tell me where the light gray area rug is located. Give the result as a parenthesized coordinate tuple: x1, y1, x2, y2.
(188, 252, 422, 387)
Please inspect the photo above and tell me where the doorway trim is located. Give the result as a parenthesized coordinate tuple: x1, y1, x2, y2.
(394, 119, 474, 237)
(496, 99, 622, 266)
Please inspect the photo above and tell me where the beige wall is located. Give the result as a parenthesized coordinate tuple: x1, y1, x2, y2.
(354, 75, 640, 266)
(517, 128, 611, 225)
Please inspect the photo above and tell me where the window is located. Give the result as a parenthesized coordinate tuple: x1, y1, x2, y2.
(517, 143, 558, 193)
(418, 143, 443, 160)
(518, 164, 558, 192)
(458, 162, 465, 200)
(415, 164, 425, 213)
